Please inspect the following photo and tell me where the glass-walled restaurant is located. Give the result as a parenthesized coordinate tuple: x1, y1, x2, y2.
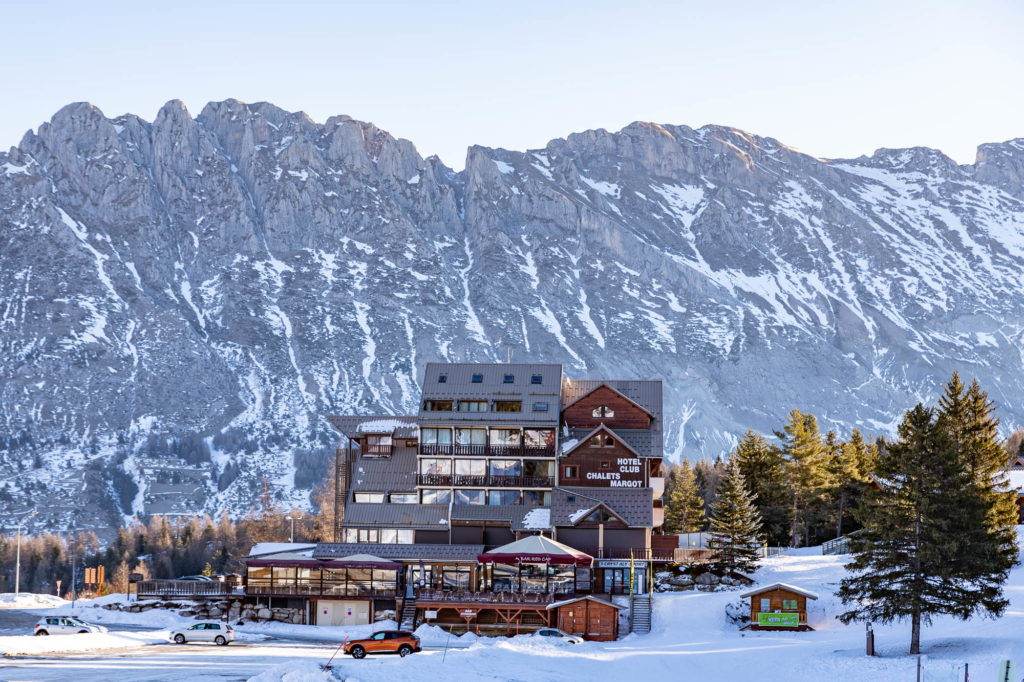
(245, 557, 400, 598)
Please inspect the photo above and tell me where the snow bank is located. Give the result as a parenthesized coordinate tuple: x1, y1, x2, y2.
(0, 593, 68, 609)
(0, 629, 166, 656)
(248, 660, 345, 681)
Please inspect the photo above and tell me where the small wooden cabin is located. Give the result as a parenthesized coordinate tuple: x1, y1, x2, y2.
(739, 582, 818, 631)
(547, 595, 623, 641)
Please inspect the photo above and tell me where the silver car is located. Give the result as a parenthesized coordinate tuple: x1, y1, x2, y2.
(170, 621, 235, 645)
(533, 627, 584, 644)
(34, 616, 108, 635)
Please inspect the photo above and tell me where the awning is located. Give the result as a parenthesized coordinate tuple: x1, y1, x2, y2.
(245, 554, 401, 570)
(477, 535, 593, 566)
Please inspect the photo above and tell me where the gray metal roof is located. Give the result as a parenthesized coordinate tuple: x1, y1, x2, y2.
(327, 415, 419, 439)
(418, 363, 562, 425)
(450, 504, 529, 525)
(349, 443, 418, 496)
(551, 487, 654, 528)
(566, 427, 661, 459)
(562, 379, 663, 458)
(314, 543, 484, 562)
(341, 503, 449, 528)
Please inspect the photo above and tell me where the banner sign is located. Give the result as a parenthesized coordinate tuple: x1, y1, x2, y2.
(597, 560, 648, 568)
(758, 612, 799, 627)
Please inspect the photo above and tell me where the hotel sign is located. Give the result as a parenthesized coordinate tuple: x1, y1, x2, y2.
(757, 612, 799, 627)
(583, 457, 645, 487)
(597, 560, 648, 568)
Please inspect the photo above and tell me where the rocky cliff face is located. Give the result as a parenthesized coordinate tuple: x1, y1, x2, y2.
(2, 100, 1023, 533)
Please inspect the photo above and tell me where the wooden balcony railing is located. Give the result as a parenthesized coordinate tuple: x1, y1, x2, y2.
(245, 582, 398, 599)
(416, 474, 555, 488)
(575, 546, 678, 561)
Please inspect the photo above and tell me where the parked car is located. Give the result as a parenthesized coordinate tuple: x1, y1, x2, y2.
(343, 630, 421, 659)
(532, 627, 584, 644)
(169, 621, 235, 645)
(34, 616, 108, 636)
(177, 575, 213, 582)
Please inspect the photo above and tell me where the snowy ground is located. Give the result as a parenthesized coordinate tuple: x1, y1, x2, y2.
(2, 535, 1024, 681)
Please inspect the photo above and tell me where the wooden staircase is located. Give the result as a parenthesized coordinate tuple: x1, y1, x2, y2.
(630, 593, 652, 635)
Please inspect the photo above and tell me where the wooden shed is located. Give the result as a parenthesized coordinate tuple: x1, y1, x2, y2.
(547, 595, 623, 641)
(739, 582, 818, 631)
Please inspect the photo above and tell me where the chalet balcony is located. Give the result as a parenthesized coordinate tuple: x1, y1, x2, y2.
(416, 474, 555, 488)
(361, 444, 393, 457)
(576, 546, 677, 562)
(419, 443, 556, 458)
(137, 580, 233, 599)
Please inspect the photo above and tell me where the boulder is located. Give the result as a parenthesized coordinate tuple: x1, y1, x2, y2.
(695, 572, 720, 585)
(257, 608, 272, 621)
(667, 574, 694, 587)
(208, 607, 222, 617)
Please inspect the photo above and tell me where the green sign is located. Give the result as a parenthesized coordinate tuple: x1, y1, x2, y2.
(757, 612, 799, 627)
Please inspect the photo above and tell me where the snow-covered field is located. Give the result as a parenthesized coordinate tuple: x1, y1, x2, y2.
(3, 536, 1024, 681)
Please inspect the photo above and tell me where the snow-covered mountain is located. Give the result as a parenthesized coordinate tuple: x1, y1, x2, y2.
(2, 99, 1023, 533)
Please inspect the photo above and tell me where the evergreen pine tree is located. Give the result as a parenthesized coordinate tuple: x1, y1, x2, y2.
(838, 404, 975, 654)
(937, 374, 1019, 615)
(733, 430, 792, 546)
(665, 460, 706, 533)
(829, 428, 875, 538)
(777, 410, 831, 546)
(706, 459, 764, 576)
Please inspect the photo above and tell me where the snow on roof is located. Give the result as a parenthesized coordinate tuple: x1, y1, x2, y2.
(521, 508, 551, 530)
(356, 418, 411, 434)
(546, 595, 624, 611)
(568, 508, 592, 524)
(1004, 468, 1024, 491)
(559, 438, 579, 455)
(740, 582, 819, 600)
(247, 543, 317, 557)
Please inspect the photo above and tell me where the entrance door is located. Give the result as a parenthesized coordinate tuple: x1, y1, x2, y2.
(318, 600, 369, 625)
(603, 569, 627, 594)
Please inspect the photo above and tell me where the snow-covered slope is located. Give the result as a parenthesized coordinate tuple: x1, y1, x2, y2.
(3, 100, 1024, 531)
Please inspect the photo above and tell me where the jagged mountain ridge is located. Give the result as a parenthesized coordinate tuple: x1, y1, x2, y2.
(2, 99, 1023, 533)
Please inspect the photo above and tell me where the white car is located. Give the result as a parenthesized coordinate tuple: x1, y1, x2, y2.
(34, 616, 108, 635)
(533, 627, 584, 644)
(170, 621, 235, 645)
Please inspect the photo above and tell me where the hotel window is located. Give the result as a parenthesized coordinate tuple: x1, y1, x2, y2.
(489, 459, 522, 478)
(423, 400, 453, 411)
(354, 492, 385, 503)
(563, 465, 578, 480)
(455, 428, 487, 446)
(389, 493, 417, 504)
(419, 458, 451, 475)
(531, 374, 543, 384)
(600, 461, 611, 470)
(420, 488, 451, 504)
(344, 528, 358, 543)
(472, 373, 483, 383)
(457, 400, 488, 412)
(532, 402, 548, 412)
(438, 374, 448, 383)
(524, 429, 555, 448)
(589, 434, 614, 447)
(380, 529, 398, 544)
(524, 460, 554, 478)
(523, 490, 551, 506)
(783, 599, 798, 610)
(592, 405, 615, 418)
(503, 374, 515, 384)
(760, 598, 770, 612)
(488, 490, 521, 505)
(421, 428, 452, 446)
(455, 459, 487, 477)
(490, 428, 521, 446)
(493, 400, 522, 412)
(397, 529, 414, 544)
(455, 489, 486, 505)
(357, 529, 379, 543)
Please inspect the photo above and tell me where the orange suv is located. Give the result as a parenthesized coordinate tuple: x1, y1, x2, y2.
(344, 630, 421, 659)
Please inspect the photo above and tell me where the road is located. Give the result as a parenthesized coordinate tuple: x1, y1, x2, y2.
(0, 609, 470, 681)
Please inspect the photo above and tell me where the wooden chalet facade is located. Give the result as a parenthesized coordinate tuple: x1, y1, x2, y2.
(245, 363, 667, 639)
(740, 583, 818, 631)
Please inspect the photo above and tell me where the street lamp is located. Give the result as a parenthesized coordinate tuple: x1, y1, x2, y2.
(285, 515, 300, 543)
(15, 510, 38, 597)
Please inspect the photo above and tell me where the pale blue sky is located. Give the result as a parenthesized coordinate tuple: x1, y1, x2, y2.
(2, 0, 1022, 168)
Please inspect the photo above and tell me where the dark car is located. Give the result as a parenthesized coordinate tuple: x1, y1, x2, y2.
(343, 630, 421, 659)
